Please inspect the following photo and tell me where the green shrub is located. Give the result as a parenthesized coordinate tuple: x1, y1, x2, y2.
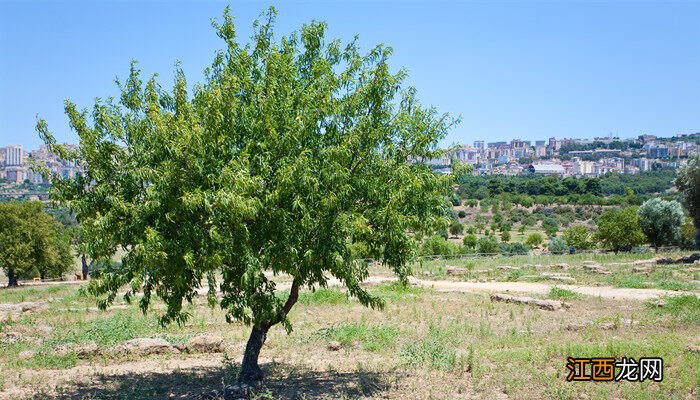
(499, 242, 530, 256)
(547, 237, 567, 254)
(462, 234, 478, 249)
(421, 235, 459, 256)
(562, 225, 593, 250)
(525, 232, 544, 248)
(449, 220, 464, 236)
(477, 236, 500, 254)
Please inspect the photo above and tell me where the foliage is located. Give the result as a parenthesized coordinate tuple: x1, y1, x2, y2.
(499, 242, 530, 256)
(500, 230, 511, 243)
(561, 225, 593, 250)
(420, 235, 459, 256)
(679, 220, 697, 250)
(457, 210, 466, 218)
(0, 201, 74, 285)
(462, 234, 477, 249)
(449, 220, 464, 237)
(675, 154, 700, 246)
(477, 236, 500, 254)
(36, 7, 456, 380)
(547, 237, 567, 254)
(524, 232, 544, 248)
(541, 217, 559, 237)
(636, 199, 685, 249)
(455, 170, 676, 206)
(594, 207, 646, 252)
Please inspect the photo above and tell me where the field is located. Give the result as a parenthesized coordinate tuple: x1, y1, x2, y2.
(1, 251, 699, 399)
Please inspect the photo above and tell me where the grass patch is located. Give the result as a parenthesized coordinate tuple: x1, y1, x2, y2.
(655, 280, 697, 291)
(401, 324, 463, 371)
(21, 349, 78, 369)
(370, 282, 426, 303)
(0, 285, 69, 303)
(297, 288, 349, 306)
(323, 323, 399, 352)
(65, 310, 158, 346)
(647, 295, 700, 324)
(548, 286, 580, 300)
(609, 275, 651, 289)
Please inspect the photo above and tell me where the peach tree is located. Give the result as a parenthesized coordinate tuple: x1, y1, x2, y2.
(37, 7, 455, 382)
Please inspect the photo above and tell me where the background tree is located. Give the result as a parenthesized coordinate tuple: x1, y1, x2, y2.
(477, 236, 499, 254)
(420, 235, 459, 256)
(562, 225, 593, 250)
(462, 234, 477, 249)
(0, 201, 73, 286)
(636, 198, 685, 250)
(675, 153, 700, 247)
(36, 7, 455, 382)
(500, 230, 511, 243)
(449, 220, 464, 237)
(594, 207, 646, 252)
(525, 232, 544, 248)
(542, 217, 559, 237)
(547, 237, 567, 254)
(680, 220, 698, 250)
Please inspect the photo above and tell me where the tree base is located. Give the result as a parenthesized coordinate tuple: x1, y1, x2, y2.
(237, 365, 264, 383)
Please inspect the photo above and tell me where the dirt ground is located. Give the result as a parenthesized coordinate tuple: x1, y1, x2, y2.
(1, 252, 699, 399)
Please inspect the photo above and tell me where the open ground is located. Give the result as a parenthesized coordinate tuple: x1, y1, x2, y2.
(1, 251, 699, 399)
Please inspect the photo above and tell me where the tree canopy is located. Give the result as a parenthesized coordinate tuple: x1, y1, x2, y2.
(0, 201, 73, 286)
(637, 198, 685, 249)
(36, 7, 455, 381)
(675, 154, 700, 247)
(594, 207, 646, 252)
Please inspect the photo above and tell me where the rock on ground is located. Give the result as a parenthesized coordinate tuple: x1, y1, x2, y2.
(489, 293, 568, 311)
(56, 342, 100, 358)
(583, 265, 612, 275)
(114, 338, 178, 356)
(0, 301, 48, 322)
(187, 334, 224, 353)
(327, 341, 342, 351)
(446, 266, 468, 275)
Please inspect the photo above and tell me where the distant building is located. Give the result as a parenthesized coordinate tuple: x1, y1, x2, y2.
(5, 167, 26, 183)
(527, 163, 565, 175)
(572, 158, 595, 176)
(638, 134, 657, 144)
(473, 140, 484, 150)
(534, 145, 547, 158)
(4, 145, 23, 166)
(647, 146, 669, 159)
(632, 158, 652, 172)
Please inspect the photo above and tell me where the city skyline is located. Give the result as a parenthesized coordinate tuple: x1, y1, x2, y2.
(1, 1, 699, 150)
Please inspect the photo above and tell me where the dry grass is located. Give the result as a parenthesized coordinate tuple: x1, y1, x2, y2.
(1, 256, 699, 399)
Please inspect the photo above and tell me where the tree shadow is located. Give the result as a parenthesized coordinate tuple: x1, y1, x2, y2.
(37, 360, 396, 399)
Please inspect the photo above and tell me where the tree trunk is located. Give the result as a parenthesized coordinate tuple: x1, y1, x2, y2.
(7, 269, 18, 287)
(81, 254, 89, 280)
(238, 325, 269, 382)
(237, 278, 301, 383)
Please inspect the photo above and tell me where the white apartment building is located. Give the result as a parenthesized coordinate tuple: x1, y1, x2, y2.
(4, 145, 23, 166)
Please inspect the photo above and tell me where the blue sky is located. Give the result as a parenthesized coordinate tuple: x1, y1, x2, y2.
(1, 0, 698, 150)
